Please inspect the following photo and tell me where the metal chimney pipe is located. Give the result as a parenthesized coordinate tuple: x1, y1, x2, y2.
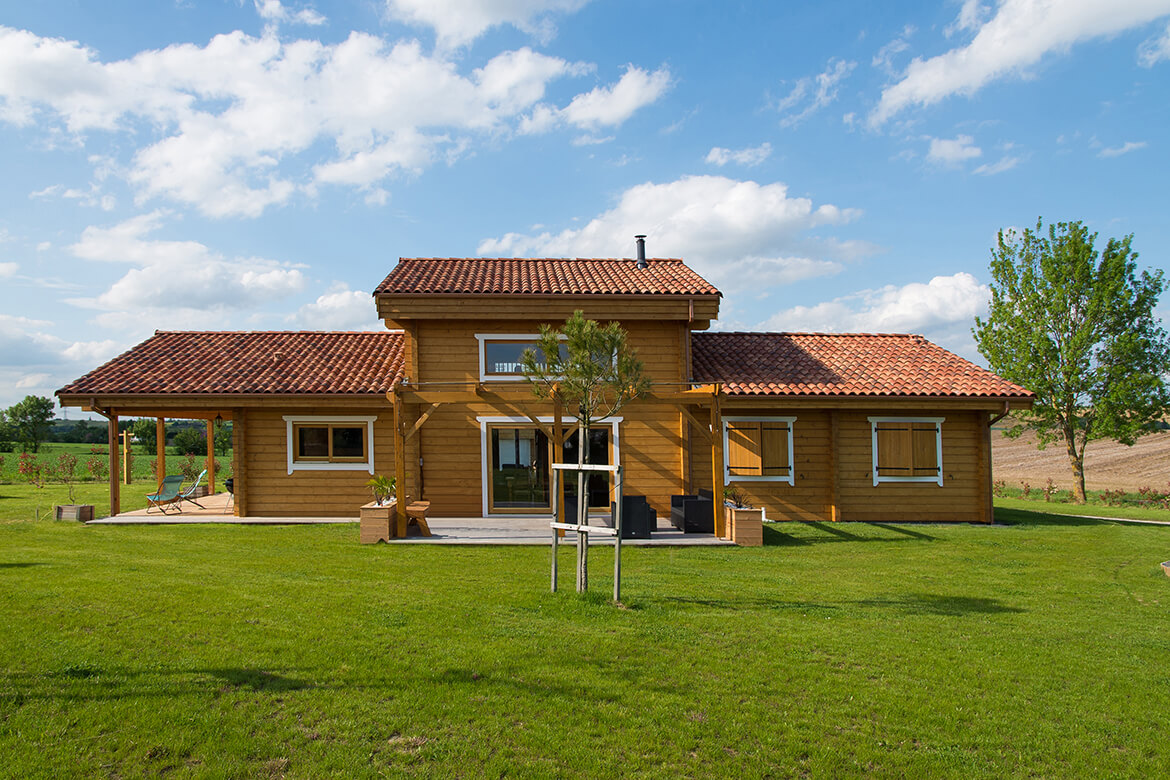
(634, 235, 647, 268)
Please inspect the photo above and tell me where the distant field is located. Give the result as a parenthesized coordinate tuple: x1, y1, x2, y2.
(0, 443, 231, 486)
(992, 428, 1170, 492)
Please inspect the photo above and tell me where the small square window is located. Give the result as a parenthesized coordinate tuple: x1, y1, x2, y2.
(284, 416, 376, 474)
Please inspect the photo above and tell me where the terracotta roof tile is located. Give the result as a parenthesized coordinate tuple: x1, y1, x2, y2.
(374, 257, 721, 296)
(692, 332, 1033, 398)
(57, 331, 404, 397)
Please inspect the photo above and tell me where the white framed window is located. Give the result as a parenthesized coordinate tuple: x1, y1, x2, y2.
(723, 416, 795, 485)
(476, 334, 569, 381)
(282, 415, 376, 475)
(868, 416, 944, 486)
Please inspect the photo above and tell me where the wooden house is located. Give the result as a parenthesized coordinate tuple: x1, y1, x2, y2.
(56, 254, 1032, 531)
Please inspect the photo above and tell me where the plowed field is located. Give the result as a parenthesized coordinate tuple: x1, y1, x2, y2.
(991, 427, 1170, 492)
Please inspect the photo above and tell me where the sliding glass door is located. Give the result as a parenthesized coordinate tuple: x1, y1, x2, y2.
(485, 422, 614, 515)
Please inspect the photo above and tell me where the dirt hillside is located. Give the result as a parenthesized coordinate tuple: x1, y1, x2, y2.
(991, 427, 1170, 492)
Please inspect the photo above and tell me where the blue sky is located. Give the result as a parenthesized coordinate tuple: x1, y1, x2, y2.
(2, 0, 1169, 409)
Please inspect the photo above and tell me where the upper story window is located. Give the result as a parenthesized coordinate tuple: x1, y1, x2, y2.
(723, 416, 795, 485)
(477, 334, 568, 381)
(869, 417, 944, 486)
(282, 415, 376, 474)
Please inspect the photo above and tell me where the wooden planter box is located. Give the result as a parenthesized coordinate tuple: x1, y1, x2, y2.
(360, 500, 397, 544)
(726, 506, 764, 547)
(190, 486, 211, 499)
(56, 504, 95, 523)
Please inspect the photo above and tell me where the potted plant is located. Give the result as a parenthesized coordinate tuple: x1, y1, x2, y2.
(723, 486, 763, 547)
(360, 474, 397, 544)
(52, 452, 94, 522)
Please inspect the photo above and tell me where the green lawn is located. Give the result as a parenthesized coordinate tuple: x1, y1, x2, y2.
(1, 511, 1168, 777)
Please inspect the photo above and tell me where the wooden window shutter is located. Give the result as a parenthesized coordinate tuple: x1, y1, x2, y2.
(760, 421, 790, 476)
(911, 422, 940, 476)
(727, 421, 762, 476)
(875, 422, 912, 476)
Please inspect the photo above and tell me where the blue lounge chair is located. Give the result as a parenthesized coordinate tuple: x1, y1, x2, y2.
(146, 475, 185, 514)
(178, 470, 208, 510)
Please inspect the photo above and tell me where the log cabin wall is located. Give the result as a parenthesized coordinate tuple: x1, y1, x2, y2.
(240, 407, 404, 517)
(405, 315, 689, 517)
(693, 407, 991, 523)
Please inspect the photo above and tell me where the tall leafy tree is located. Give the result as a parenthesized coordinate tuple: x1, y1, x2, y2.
(521, 310, 650, 593)
(6, 395, 56, 453)
(974, 219, 1170, 502)
(130, 418, 158, 451)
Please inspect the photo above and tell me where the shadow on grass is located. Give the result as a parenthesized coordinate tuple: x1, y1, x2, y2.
(0, 562, 46, 569)
(765, 522, 937, 546)
(853, 593, 1025, 616)
(0, 665, 315, 703)
(655, 595, 840, 613)
(994, 507, 1111, 527)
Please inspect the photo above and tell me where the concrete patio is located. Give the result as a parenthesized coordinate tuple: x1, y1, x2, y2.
(89, 492, 735, 546)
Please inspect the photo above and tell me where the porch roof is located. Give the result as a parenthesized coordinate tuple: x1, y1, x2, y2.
(56, 331, 405, 398)
(692, 332, 1033, 399)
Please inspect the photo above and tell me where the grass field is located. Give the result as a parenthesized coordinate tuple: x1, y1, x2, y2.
(0, 442, 231, 486)
(1, 510, 1168, 777)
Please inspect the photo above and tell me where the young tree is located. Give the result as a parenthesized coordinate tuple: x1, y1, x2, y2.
(521, 310, 650, 593)
(213, 420, 233, 455)
(130, 418, 158, 451)
(6, 395, 56, 453)
(974, 218, 1170, 502)
(172, 426, 206, 455)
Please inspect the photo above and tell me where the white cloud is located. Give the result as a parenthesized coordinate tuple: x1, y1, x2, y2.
(67, 212, 305, 327)
(0, 314, 126, 406)
(35, 242, 50, 252)
(774, 58, 856, 127)
(760, 272, 990, 354)
(520, 65, 671, 137)
(288, 285, 382, 329)
(477, 173, 861, 292)
(384, 0, 589, 49)
(926, 134, 982, 164)
(945, 1, 989, 38)
(870, 0, 1170, 126)
(1098, 140, 1147, 157)
(973, 154, 1022, 175)
(0, 27, 626, 217)
(705, 142, 772, 167)
(872, 26, 915, 74)
(1139, 22, 1170, 65)
(255, 0, 327, 27)
(0, 262, 16, 277)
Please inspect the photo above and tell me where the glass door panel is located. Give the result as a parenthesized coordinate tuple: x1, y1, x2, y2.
(488, 426, 550, 512)
(562, 428, 611, 510)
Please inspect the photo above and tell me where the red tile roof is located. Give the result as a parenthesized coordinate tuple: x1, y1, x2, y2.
(692, 332, 1033, 398)
(56, 331, 404, 397)
(374, 258, 721, 296)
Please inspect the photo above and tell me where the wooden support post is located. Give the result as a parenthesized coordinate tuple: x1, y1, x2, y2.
(155, 417, 166, 489)
(979, 412, 993, 524)
(206, 419, 216, 494)
(108, 413, 120, 517)
(829, 410, 841, 522)
(553, 394, 565, 538)
(232, 409, 247, 517)
(122, 431, 132, 485)
(709, 388, 724, 537)
(393, 386, 408, 538)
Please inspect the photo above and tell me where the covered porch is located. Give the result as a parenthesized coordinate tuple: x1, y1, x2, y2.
(89, 497, 734, 545)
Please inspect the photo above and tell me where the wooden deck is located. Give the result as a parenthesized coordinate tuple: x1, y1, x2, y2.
(89, 494, 733, 545)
